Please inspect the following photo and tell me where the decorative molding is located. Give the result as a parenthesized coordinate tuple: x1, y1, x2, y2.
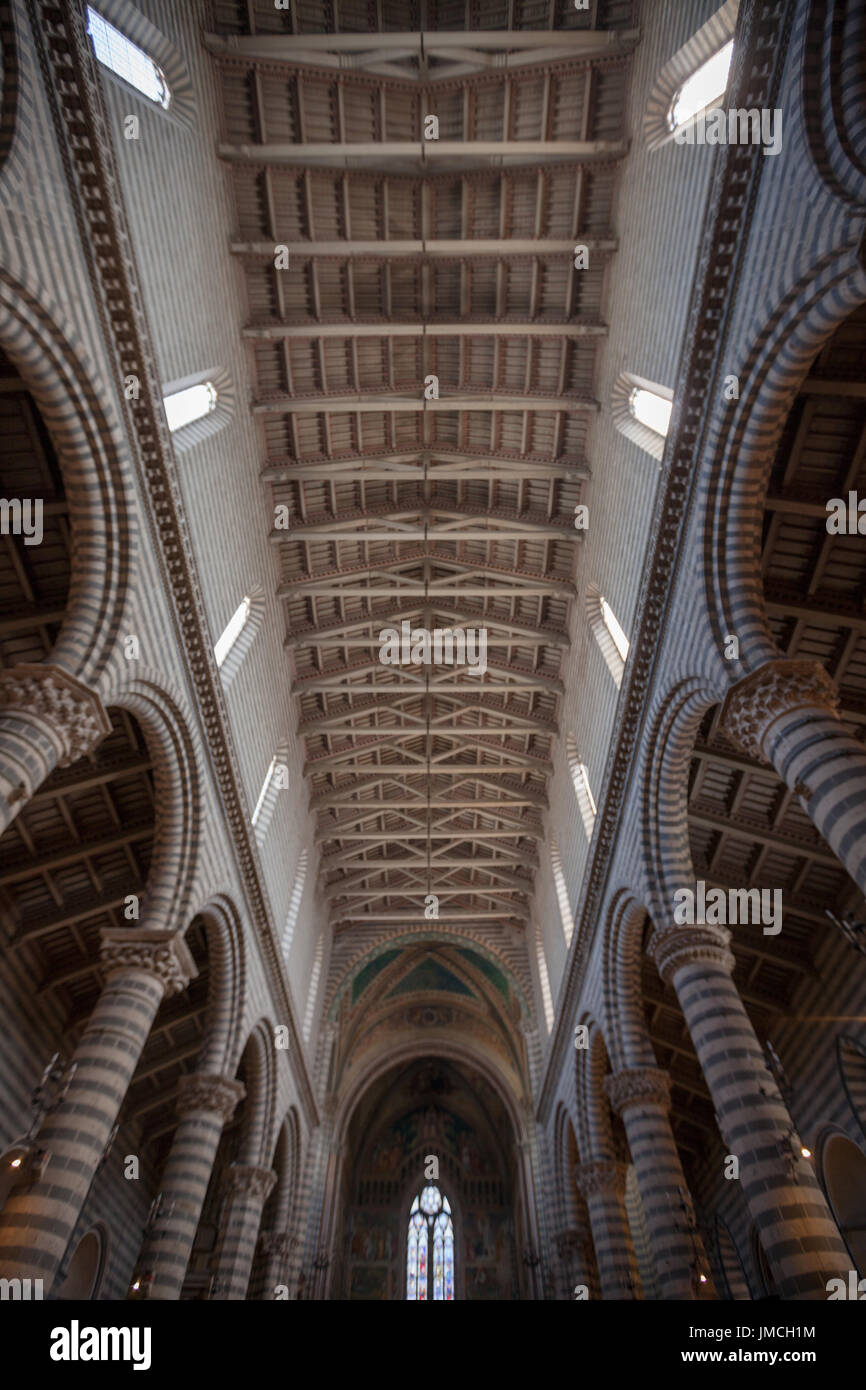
(0, 663, 112, 764)
(719, 658, 840, 762)
(648, 924, 735, 985)
(29, 0, 317, 1126)
(99, 927, 197, 996)
(175, 1072, 245, 1123)
(605, 1067, 672, 1115)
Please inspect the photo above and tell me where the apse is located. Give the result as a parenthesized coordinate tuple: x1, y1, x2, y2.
(334, 1057, 528, 1301)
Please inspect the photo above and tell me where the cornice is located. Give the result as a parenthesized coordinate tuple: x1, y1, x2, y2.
(29, 0, 318, 1127)
(537, 0, 796, 1122)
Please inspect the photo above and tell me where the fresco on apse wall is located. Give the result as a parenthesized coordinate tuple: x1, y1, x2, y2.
(387, 957, 475, 999)
(349, 1210, 394, 1264)
(344, 1205, 515, 1301)
(463, 1212, 514, 1300)
(368, 1106, 494, 1176)
(348, 1263, 390, 1300)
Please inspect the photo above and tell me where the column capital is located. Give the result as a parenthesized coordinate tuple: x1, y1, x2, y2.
(0, 663, 112, 765)
(176, 1072, 245, 1122)
(574, 1158, 628, 1200)
(258, 1230, 294, 1258)
(649, 924, 734, 984)
(720, 659, 839, 763)
(224, 1164, 278, 1203)
(605, 1066, 672, 1116)
(99, 928, 197, 997)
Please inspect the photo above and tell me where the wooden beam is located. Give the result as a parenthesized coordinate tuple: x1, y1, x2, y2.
(254, 391, 597, 414)
(233, 238, 616, 259)
(246, 319, 607, 339)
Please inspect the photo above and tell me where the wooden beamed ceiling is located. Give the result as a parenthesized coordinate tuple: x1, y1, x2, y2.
(213, 6, 632, 933)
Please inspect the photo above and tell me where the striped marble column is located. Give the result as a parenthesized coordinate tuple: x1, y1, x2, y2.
(605, 1067, 715, 1300)
(131, 1073, 245, 1300)
(651, 924, 850, 1300)
(0, 664, 111, 835)
(721, 659, 866, 893)
(574, 1159, 640, 1299)
(0, 928, 195, 1290)
(211, 1165, 277, 1300)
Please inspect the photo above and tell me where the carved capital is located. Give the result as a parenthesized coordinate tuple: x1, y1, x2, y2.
(258, 1230, 293, 1259)
(176, 1072, 245, 1123)
(605, 1067, 672, 1116)
(720, 659, 839, 762)
(574, 1159, 627, 1200)
(99, 928, 197, 997)
(0, 663, 112, 766)
(224, 1164, 278, 1203)
(649, 924, 734, 985)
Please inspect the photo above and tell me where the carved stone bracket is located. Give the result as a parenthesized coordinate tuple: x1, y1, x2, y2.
(649, 924, 734, 985)
(605, 1066, 672, 1116)
(0, 663, 112, 766)
(574, 1159, 627, 1200)
(99, 928, 197, 997)
(224, 1165, 278, 1203)
(719, 659, 840, 763)
(176, 1072, 245, 1123)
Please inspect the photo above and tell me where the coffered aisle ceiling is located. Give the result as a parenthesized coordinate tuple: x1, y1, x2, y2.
(209, 2, 638, 949)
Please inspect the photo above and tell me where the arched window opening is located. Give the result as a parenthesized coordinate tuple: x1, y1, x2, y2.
(406, 1185, 454, 1301)
(601, 598, 630, 664)
(282, 850, 308, 957)
(163, 381, 218, 433)
(566, 734, 597, 841)
(588, 589, 630, 689)
(215, 596, 251, 669)
(611, 372, 673, 462)
(251, 752, 289, 842)
(668, 39, 734, 131)
(550, 837, 575, 949)
(535, 923, 554, 1032)
(629, 386, 672, 438)
(86, 7, 170, 109)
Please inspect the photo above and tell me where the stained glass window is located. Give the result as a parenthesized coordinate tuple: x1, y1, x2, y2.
(406, 1186, 454, 1300)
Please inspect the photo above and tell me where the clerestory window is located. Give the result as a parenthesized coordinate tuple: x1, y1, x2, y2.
(668, 39, 734, 131)
(86, 7, 171, 110)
